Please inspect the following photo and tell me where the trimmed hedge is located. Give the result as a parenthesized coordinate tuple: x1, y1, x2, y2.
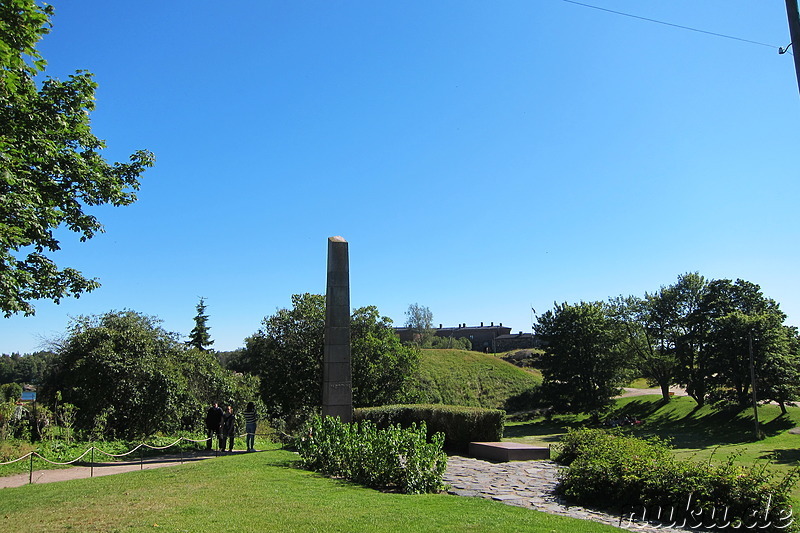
(553, 428, 799, 532)
(354, 404, 505, 453)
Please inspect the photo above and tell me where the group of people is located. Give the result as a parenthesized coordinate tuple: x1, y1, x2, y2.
(204, 401, 258, 452)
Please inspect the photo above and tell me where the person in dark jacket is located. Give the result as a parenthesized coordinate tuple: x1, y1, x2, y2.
(220, 405, 236, 452)
(204, 402, 223, 450)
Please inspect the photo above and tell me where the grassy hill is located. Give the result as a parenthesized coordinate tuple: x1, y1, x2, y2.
(407, 349, 541, 410)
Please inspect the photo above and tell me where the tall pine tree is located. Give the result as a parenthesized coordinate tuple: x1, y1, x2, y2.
(188, 297, 214, 352)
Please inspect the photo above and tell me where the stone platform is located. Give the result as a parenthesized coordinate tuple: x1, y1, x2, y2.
(468, 442, 550, 462)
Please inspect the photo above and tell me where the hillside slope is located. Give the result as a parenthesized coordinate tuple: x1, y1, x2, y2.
(407, 349, 541, 410)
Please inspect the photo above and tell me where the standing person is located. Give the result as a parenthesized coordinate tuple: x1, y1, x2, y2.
(220, 405, 236, 452)
(243, 401, 257, 452)
(204, 402, 223, 451)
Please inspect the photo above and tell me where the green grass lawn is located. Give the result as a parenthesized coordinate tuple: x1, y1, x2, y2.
(409, 349, 540, 409)
(505, 395, 800, 500)
(0, 444, 619, 533)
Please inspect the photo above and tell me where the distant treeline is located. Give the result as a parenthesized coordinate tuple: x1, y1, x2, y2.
(0, 351, 54, 385)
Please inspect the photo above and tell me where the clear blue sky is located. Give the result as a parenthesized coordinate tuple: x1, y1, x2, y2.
(2, 0, 799, 353)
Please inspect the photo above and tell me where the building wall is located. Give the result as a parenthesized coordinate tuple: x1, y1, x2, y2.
(394, 322, 517, 351)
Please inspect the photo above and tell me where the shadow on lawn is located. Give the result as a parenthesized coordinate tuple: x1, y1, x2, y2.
(503, 418, 586, 442)
(617, 401, 797, 449)
(505, 398, 800, 455)
(759, 447, 800, 465)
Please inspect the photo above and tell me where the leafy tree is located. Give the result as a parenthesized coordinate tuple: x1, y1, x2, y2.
(611, 273, 708, 403)
(0, 382, 22, 402)
(244, 294, 420, 422)
(698, 279, 796, 407)
(0, 0, 155, 317)
(187, 297, 214, 352)
(404, 303, 434, 345)
(664, 272, 710, 406)
(535, 301, 628, 413)
(42, 311, 187, 438)
(41, 310, 255, 438)
(216, 348, 251, 373)
(610, 295, 678, 402)
(245, 293, 325, 422)
(350, 305, 419, 406)
(761, 326, 800, 414)
(0, 351, 55, 384)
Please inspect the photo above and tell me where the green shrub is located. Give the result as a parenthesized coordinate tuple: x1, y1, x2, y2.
(422, 337, 472, 350)
(354, 404, 504, 453)
(0, 383, 22, 402)
(295, 415, 447, 494)
(553, 428, 798, 532)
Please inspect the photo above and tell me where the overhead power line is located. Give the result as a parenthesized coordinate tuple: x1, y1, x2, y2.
(561, 0, 784, 51)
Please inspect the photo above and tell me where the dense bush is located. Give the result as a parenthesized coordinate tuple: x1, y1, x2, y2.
(41, 311, 259, 439)
(554, 428, 798, 532)
(295, 415, 446, 494)
(421, 337, 472, 350)
(0, 383, 22, 402)
(354, 404, 504, 453)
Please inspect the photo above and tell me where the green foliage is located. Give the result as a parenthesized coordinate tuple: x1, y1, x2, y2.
(611, 273, 800, 410)
(355, 404, 504, 453)
(295, 415, 447, 494)
(422, 336, 472, 350)
(699, 279, 795, 408)
(245, 293, 325, 421)
(535, 301, 629, 412)
(0, 400, 15, 439)
(609, 290, 683, 402)
(0, 0, 154, 316)
(41, 310, 256, 439)
(0, 351, 54, 384)
(215, 348, 249, 372)
(186, 297, 214, 352)
(407, 348, 540, 410)
(553, 428, 798, 531)
(0, 381, 22, 401)
(244, 294, 420, 422)
(351, 305, 420, 406)
(403, 303, 434, 346)
(56, 400, 77, 442)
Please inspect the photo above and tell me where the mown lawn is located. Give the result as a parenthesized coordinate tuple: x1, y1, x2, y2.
(0, 443, 619, 533)
(409, 349, 540, 409)
(505, 395, 800, 500)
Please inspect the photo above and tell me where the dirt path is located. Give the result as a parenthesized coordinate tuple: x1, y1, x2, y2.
(618, 386, 688, 398)
(0, 450, 240, 489)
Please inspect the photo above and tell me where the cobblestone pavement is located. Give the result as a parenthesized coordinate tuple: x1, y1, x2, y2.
(445, 455, 687, 532)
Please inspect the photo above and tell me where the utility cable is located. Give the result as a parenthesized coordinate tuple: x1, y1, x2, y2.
(561, 0, 787, 52)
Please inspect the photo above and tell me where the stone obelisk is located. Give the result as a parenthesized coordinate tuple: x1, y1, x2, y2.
(322, 236, 352, 422)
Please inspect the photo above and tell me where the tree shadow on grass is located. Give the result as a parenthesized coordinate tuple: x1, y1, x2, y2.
(760, 413, 796, 435)
(628, 407, 796, 449)
(505, 399, 800, 453)
(758, 448, 800, 465)
(503, 418, 586, 441)
(607, 398, 669, 421)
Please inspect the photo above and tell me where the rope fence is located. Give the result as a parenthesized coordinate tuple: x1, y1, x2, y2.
(0, 430, 277, 485)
